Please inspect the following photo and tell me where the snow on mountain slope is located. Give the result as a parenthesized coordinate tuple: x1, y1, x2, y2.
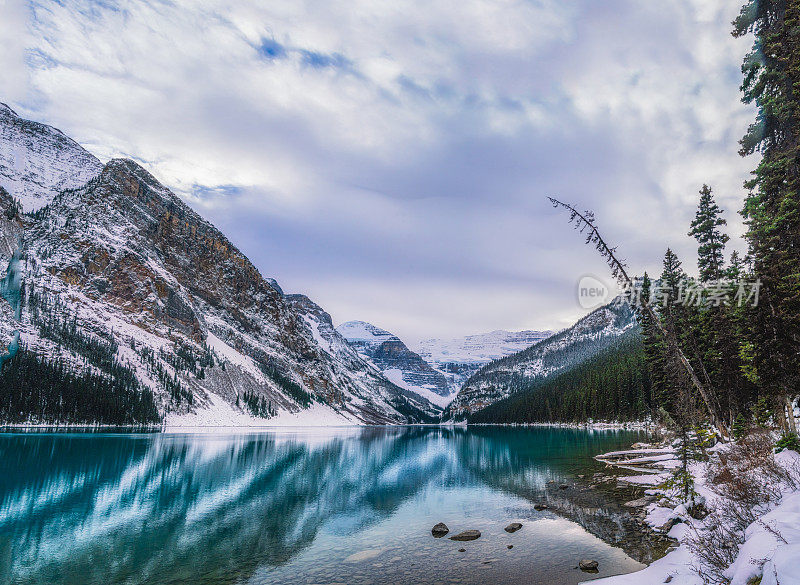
(445, 297, 637, 419)
(0, 108, 435, 426)
(414, 329, 553, 393)
(287, 297, 441, 418)
(0, 104, 103, 212)
(337, 320, 452, 407)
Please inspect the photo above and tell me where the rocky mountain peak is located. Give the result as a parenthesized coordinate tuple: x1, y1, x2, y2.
(0, 105, 102, 212)
(337, 320, 451, 404)
(1, 108, 438, 426)
(0, 103, 17, 117)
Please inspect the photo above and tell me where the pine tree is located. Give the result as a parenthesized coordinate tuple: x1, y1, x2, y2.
(661, 248, 684, 302)
(733, 0, 800, 433)
(687, 188, 753, 425)
(733, 413, 748, 440)
(689, 185, 729, 282)
(640, 273, 668, 417)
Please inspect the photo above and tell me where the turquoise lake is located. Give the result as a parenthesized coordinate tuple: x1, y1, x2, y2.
(0, 427, 654, 585)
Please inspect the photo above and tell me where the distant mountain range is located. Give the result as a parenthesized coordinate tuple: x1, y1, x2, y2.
(337, 321, 451, 407)
(414, 329, 553, 394)
(337, 321, 556, 407)
(0, 103, 642, 427)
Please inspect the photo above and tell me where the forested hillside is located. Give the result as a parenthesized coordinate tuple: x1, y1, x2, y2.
(513, 0, 800, 440)
(469, 330, 650, 424)
(446, 297, 636, 420)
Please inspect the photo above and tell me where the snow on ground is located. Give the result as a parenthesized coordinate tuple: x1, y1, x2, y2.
(382, 368, 453, 408)
(302, 315, 332, 355)
(204, 332, 267, 383)
(617, 473, 667, 486)
(164, 391, 360, 431)
(587, 443, 800, 585)
(725, 449, 800, 585)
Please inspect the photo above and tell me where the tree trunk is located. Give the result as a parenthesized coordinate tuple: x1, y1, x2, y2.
(786, 395, 798, 434)
(641, 298, 729, 438)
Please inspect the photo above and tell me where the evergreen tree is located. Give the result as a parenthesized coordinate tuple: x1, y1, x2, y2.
(687, 188, 753, 425)
(689, 185, 729, 282)
(733, 0, 800, 432)
(639, 273, 668, 418)
(661, 248, 684, 302)
(656, 249, 712, 428)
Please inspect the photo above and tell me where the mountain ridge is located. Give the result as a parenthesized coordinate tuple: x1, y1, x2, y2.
(336, 320, 452, 407)
(444, 297, 637, 420)
(414, 328, 553, 393)
(0, 106, 438, 425)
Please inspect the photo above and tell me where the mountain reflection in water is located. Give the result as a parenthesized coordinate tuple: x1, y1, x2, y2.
(0, 427, 652, 585)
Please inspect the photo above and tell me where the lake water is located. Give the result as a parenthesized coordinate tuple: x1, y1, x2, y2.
(0, 427, 656, 585)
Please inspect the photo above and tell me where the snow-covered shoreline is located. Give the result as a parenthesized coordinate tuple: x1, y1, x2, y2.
(586, 438, 800, 585)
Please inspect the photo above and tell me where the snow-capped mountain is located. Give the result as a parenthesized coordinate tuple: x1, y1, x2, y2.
(287, 297, 441, 419)
(0, 104, 438, 426)
(0, 104, 103, 213)
(414, 329, 553, 393)
(336, 321, 452, 407)
(444, 297, 637, 419)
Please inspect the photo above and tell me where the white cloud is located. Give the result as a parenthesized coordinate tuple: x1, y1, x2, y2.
(0, 0, 29, 103)
(5, 0, 757, 340)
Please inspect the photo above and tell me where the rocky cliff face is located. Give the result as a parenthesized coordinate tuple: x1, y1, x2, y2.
(445, 298, 637, 419)
(0, 105, 437, 425)
(337, 320, 452, 407)
(286, 296, 441, 419)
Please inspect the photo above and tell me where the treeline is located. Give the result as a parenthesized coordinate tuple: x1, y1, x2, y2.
(636, 1, 800, 438)
(0, 280, 161, 425)
(469, 331, 650, 424)
(238, 390, 277, 418)
(258, 362, 314, 408)
(0, 347, 160, 424)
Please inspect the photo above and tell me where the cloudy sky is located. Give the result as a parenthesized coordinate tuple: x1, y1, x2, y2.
(0, 0, 756, 343)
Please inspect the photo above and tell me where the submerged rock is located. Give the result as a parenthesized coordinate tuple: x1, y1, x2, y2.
(345, 549, 383, 563)
(504, 523, 523, 533)
(449, 530, 481, 542)
(432, 523, 449, 538)
(579, 559, 599, 571)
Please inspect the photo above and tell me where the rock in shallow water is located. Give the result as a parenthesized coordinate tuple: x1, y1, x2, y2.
(579, 559, 599, 571)
(345, 549, 383, 563)
(533, 504, 548, 511)
(504, 523, 523, 533)
(432, 523, 449, 538)
(449, 530, 481, 541)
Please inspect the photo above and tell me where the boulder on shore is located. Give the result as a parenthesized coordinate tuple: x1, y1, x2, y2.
(431, 523, 449, 538)
(449, 530, 481, 542)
